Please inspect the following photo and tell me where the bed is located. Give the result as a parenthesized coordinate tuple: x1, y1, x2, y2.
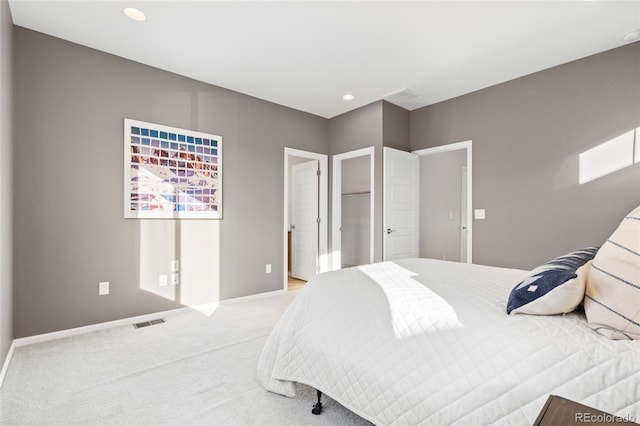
(257, 258, 640, 425)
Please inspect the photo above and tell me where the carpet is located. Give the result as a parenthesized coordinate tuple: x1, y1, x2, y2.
(0, 292, 370, 426)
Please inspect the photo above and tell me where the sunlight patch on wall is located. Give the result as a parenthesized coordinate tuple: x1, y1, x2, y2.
(579, 128, 639, 184)
(138, 219, 220, 316)
(178, 220, 220, 313)
(139, 220, 178, 302)
(330, 249, 341, 271)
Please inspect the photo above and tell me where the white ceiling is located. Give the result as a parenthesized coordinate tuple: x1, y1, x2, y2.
(8, 1, 640, 118)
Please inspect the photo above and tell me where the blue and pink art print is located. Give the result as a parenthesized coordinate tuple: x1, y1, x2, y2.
(124, 118, 222, 219)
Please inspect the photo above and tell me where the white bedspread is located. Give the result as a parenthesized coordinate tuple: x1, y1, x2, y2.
(257, 259, 640, 425)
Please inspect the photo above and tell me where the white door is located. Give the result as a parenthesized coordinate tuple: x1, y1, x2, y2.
(383, 147, 419, 260)
(291, 160, 319, 280)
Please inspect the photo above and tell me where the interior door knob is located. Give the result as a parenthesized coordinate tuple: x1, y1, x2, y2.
(386, 228, 395, 234)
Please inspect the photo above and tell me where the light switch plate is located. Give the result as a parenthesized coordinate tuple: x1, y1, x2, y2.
(474, 209, 486, 220)
(99, 281, 109, 296)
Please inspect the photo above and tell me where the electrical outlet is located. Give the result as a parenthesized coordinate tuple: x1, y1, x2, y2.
(99, 281, 110, 296)
(171, 260, 180, 272)
(265, 264, 272, 274)
(171, 273, 180, 285)
(159, 274, 168, 287)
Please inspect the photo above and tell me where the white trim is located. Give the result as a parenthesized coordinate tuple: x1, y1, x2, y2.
(283, 148, 328, 290)
(332, 147, 375, 270)
(413, 140, 473, 263)
(413, 140, 469, 156)
(219, 289, 285, 305)
(0, 341, 15, 390)
(460, 165, 469, 263)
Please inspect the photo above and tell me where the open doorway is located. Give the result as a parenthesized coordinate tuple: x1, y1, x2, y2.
(414, 141, 472, 263)
(283, 148, 328, 290)
(332, 147, 375, 270)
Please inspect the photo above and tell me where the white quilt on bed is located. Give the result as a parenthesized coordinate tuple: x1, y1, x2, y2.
(257, 259, 640, 425)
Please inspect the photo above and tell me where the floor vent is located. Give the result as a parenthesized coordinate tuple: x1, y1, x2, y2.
(133, 318, 166, 329)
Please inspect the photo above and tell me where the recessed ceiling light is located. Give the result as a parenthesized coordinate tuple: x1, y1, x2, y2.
(624, 29, 640, 42)
(124, 7, 146, 22)
(342, 93, 355, 101)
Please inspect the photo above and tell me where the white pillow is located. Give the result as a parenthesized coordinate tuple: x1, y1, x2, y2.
(584, 205, 640, 340)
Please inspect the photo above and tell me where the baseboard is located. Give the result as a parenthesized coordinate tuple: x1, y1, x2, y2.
(12, 289, 286, 348)
(220, 289, 285, 305)
(174, 290, 285, 316)
(13, 306, 192, 347)
(0, 340, 15, 390)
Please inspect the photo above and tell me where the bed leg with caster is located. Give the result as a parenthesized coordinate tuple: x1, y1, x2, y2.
(312, 389, 323, 415)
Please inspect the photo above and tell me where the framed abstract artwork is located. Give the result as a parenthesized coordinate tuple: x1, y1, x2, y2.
(124, 118, 222, 219)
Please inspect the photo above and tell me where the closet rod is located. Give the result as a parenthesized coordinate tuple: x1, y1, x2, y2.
(342, 191, 371, 196)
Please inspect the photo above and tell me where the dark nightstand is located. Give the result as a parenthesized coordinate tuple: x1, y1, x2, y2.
(534, 395, 638, 425)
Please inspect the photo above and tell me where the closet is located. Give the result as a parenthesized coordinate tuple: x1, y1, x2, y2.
(340, 155, 371, 268)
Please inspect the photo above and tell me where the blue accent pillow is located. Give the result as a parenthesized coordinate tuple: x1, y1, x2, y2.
(507, 247, 599, 315)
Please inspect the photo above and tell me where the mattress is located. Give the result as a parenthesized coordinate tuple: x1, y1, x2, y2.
(257, 258, 640, 425)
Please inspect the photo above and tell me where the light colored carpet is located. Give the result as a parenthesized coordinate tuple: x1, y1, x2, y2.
(0, 292, 370, 426)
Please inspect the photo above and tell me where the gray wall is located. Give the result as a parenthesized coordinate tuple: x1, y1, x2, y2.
(0, 0, 13, 367)
(10, 25, 640, 339)
(342, 155, 371, 194)
(13, 28, 327, 338)
(329, 101, 383, 262)
(382, 101, 410, 151)
(328, 101, 383, 155)
(410, 42, 640, 269)
(419, 150, 466, 261)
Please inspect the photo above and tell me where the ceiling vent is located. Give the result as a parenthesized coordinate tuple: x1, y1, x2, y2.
(384, 88, 428, 111)
(385, 88, 421, 103)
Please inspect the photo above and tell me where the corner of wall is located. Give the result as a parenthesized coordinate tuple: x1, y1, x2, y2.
(382, 101, 410, 152)
(0, 0, 15, 371)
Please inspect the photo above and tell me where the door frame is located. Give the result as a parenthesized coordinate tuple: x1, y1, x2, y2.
(461, 165, 468, 263)
(283, 148, 328, 290)
(413, 140, 473, 263)
(331, 146, 375, 270)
